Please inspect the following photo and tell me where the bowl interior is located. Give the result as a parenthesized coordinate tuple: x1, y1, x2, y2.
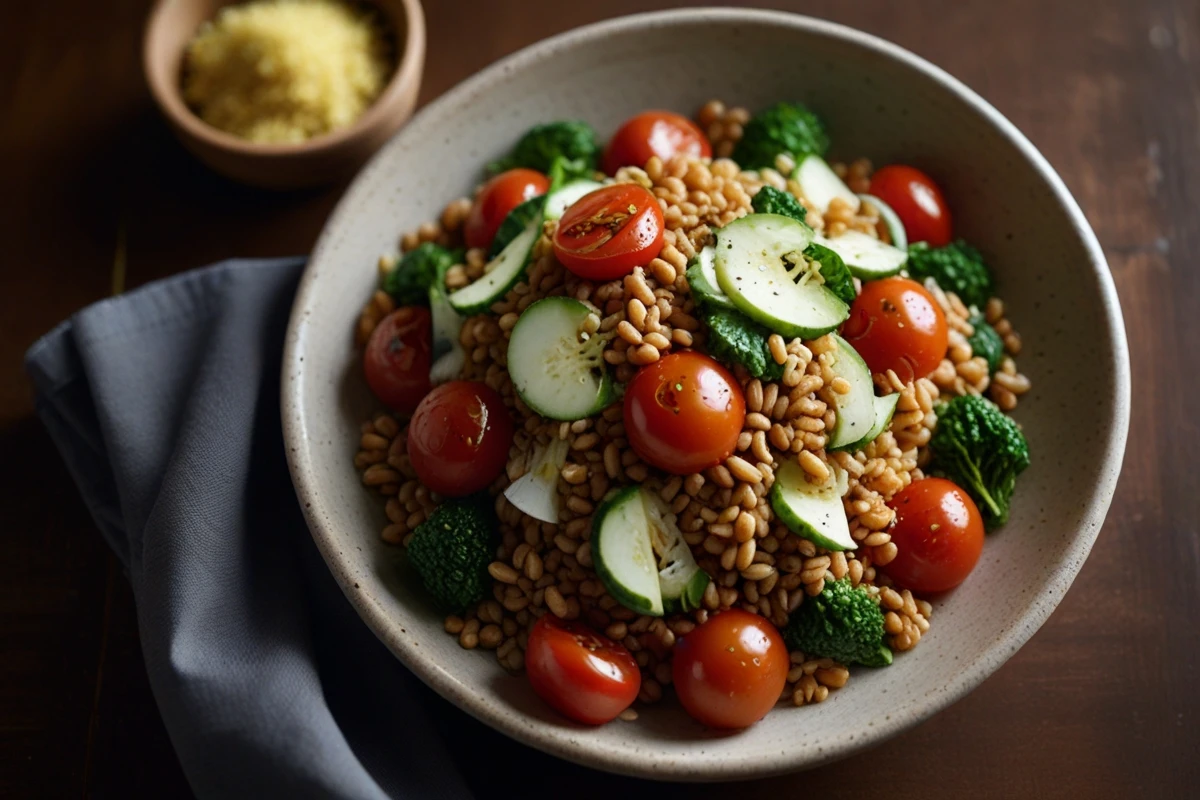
(283, 9, 1128, 781)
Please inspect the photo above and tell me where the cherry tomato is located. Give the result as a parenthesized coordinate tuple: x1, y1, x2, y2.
(552, 184, 665, 281)
(623, 351, 745, 476)
(868, 165, 953, 247)
(840, 277, 948, 384)
(525, 615, 641, 725)
(672, 609, 788, 729)
(364, 307, 433, 414)
(602, 110, 713, 175)
(464, 168, 550, 251)
(883, 478, 985, 593)
(406, 381, 513, 497)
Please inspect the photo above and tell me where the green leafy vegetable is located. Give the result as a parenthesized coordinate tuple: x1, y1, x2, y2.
(383, 242, 463, 306)
(751, 185, 808, 223)
(733, 102, 830, 171)
(905, 240, 993, 309)
(783, 578, 892, 667)
(930, 394, 1031, 530)
(405, 496, 496, 612)
(804, 242, 856, 306)
(489, 196, 544, 258)
(489, 121, 599, 180)
(700, 306, 784, 381)
(967, 312, 1004, 374)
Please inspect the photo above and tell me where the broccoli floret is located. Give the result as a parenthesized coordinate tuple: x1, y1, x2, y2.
(966, 312, 1004, 374)
(906, 240, 993, 309)
(804, 242, 856, 306)
(405, 496, 496, 612)
(751, 185, 808, 223)
(700, 306, 784, 381)
(489, 121, 599, 180)
(930, 394, 1031, 530)
(383, 242, 463, 307)
(732, 102, 830, 170)
(784, 578, 892, 667)
(489, 196, 544, 257)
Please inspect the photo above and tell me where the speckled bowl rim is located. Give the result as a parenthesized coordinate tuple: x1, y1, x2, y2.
(282, 8, 1131, 781)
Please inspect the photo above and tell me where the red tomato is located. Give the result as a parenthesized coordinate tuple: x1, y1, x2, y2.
(868, 165, 953, 247)
(883, 478, 985, 593)
(552, 184, 665, 281)
(840, 277, 948, 384)
(364, 307, 433, 414)
(525, 615, 641, 725)
(464, 168, 549, 251)
(602, 110, 713, 175)
(672, 609, 788, 729)
(406, 381, 513, 497)
(623, 351, 745, 476)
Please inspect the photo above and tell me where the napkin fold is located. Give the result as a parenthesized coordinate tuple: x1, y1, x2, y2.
(24, 259, 474, 799)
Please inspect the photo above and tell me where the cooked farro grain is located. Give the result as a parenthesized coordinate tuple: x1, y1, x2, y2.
(351, 98, 1033, 725)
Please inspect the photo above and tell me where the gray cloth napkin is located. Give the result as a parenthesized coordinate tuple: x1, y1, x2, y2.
(23, 258, 477, 799)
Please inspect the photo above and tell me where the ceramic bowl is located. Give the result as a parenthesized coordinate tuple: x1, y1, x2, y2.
(143, 0, 425, 189)
(281, 9, 1130, 780)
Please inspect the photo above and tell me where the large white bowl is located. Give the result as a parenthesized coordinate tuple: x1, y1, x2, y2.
(282, 9, 1130, 781)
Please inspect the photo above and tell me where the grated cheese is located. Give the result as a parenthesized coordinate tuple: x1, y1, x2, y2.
(183, 0, 392, 144)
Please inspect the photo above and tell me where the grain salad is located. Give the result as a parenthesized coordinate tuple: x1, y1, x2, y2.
(352, 101, 1032, 728)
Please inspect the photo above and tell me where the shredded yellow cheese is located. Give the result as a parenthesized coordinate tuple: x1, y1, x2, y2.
(183, 0, 391, 144)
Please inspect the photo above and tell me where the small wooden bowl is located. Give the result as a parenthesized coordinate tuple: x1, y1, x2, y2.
(143, 0, 425, 189)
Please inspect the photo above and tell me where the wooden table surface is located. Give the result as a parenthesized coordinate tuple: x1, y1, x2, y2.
(2, 0, 1196, 796)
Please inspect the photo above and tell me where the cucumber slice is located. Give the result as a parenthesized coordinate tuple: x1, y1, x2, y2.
(815, 230, 907, 280)
(684, 246, 735, 310)
(544, 179, 604, 221)
(770, 458, 855, 551)
(644, 491, 710, 612)
(502, 438, 569, 523)
(861, 392, 901, 447)
(794, 154, 860, 216)
(507, 296, 615, 421)
(448, 214, 541, 315)
(428, 264, 466, 384)
(857, 193, 908, 250)
(827, 333, 878, 452)
(592, 487, 664, 616)
(714, 213, 848, 339)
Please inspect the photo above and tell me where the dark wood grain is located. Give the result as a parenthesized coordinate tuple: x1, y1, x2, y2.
(2, 0, 1197, 797)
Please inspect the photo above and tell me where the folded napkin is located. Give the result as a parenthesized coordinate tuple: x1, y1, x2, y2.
(24, 259, 480, 799)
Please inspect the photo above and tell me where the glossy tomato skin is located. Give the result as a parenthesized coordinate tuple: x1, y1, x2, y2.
(525, 615, 640, 725)
(464, 168, 549, 251)
(672, 609, 788, 729)
(553, 184, 665, 281)
(868, 165, 953, 247)
(841, 277, 948, 384)
(883, 478, 985, 593)
(623, 351, 745, 476)
(602, 110, 713, 175)
(406, 381, 513, 497)
(364, 307, 433, 414)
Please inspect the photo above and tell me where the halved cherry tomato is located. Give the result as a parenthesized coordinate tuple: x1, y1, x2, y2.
(623, 351, 745, 476)
(364, 307, 433, 414)
(525, 615, 640, 725)
(552, 184, 665, 281)
(464, 168, 550, 251)
(406, 381, 513, 497)
(672, 609, 788, 729)
(840, 277, 948, 384)
(868, 165, 953, 247)
(602, 110, 713, 175)
(883, 478, 985, 593)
